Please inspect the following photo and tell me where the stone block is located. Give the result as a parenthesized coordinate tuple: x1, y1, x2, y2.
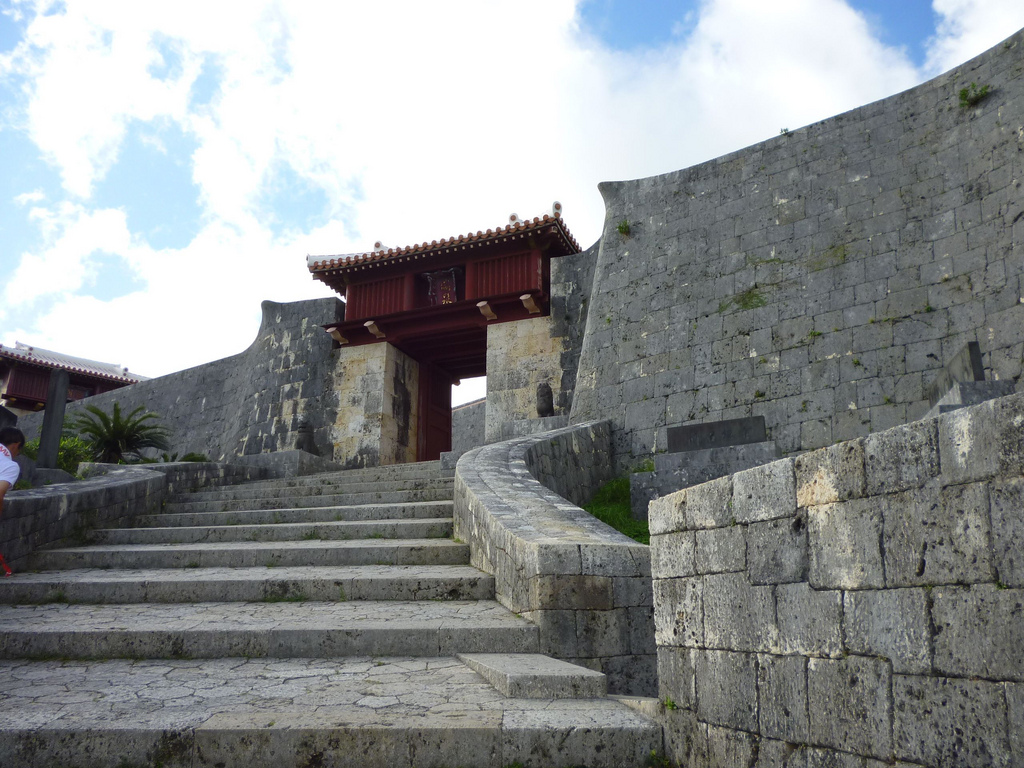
(574, 608, 631, 658)
(843, 589, 931, 674)
(808, 498, 885, 589)
(893, 675, 1010, 768)
(807, 656, 892, 759)
(651, 531, 696, 579)
(686, 476, 734, 529)
(667, 415, 767, 452)
(694, 649, 758, 731)
(732, 459, 797, 523)
(657, 645, 695, 709)
(705, 725, 759, 767)
(756, 740, 809, 768)
(530, 574, 613, 611)
(775, 582, 843, 657)
(864, 419, 938, 495)
(703, 571, 778, 652)
(758, 653, 809, 743)
(882, 483, 992, 587)
(932, 584, 1024, 681)
(991, 478, 1024, 587)
(938, 398, 999, 485)
(794, 439, 866, 506)
(1009, 682, 1024, 768)
(746, 513, 808, 584)
(695, 526, 746, 574)
(648, 490, 687, 535)
(653, 577, 703, 647)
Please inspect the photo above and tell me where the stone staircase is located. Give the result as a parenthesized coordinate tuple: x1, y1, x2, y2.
(0, 460, 660, 767)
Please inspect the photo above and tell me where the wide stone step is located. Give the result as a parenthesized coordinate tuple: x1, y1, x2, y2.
(0, 601, 540, 659)
(29, 539, 470, 570)
(0, 656, 661, 767)
(93, 518, 453, 545)
(171, 477, 454, 503)
(135, 501, 453, 528)
(0, 565, 494, 604)
(164, 487, 453, 514)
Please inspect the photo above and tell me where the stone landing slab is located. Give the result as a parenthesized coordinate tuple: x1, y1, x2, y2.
(0, 655, 661, 767)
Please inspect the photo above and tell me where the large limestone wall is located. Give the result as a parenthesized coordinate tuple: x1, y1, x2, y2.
(17, 298, 345, 463)
(572, 29, 1024, 469)
(649, 392, 1024, 767)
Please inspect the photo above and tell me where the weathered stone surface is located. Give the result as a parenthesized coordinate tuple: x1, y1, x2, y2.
(746, 513, 808, 584)
(939, 399, 1000, 485)
(864, 420, 939, 495)
(703, 572, 777, 653)
(685, 476, 734, 529)
(932, 584, 1024, 681)
(990, 478, 1024, 587)
(694, 649, 758, 731)
(695, 526, 745, 574)
(648, 490, 687, 536)
(705, 725, 759, 767)
(530, 574, 613, 611)
(758, 653, 809, 743)
(844, 589, 931, 674)
(657, 646, 695, 710)
(651, 531, 696, 580)
(808, 498, 884, 589)
(894, 675, 1010, 768)
(732, 459, 796, 523)
(881, 483, 992, 587)
(807, 656, 892, 759)
(794, 439, 866, 507)
(1008, 682, 1024, 768)
(775, 583, 843, 658)
(653, 577, 703, 648)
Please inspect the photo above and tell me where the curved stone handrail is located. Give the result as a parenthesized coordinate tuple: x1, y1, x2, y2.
(454, 420, 656, 695)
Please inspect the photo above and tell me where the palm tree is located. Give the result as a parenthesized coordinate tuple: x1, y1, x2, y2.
(71, 403, 171, 464)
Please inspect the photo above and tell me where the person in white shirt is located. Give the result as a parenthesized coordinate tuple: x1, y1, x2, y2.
(0, 427, 25, 515)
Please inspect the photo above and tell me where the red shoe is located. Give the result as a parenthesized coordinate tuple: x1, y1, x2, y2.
(0, 553, 11, 577)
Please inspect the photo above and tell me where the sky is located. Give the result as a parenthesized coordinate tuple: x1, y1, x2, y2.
(1, 0, 1023, 407)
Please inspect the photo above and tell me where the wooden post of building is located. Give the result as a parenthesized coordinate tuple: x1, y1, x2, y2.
(37, 369, 69, 469)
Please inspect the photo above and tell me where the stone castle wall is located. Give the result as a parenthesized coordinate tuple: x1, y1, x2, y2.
(17, 298, 345, 463)
(649, 392, 1024, 767)
(570, 29, 1024, 470)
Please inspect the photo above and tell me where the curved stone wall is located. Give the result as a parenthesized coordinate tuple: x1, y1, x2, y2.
(571, 29, 1024, 469)
(17, 298, 344, 463)
(453, 421, 656, 695)
(650, 392, 1024, 766)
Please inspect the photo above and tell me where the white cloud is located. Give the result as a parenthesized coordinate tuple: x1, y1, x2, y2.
(2, 0, 1023, 379)
(926, 0, 1024, 76)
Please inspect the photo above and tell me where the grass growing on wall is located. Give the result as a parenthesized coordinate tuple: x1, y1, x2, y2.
(582, 477, 650, 545)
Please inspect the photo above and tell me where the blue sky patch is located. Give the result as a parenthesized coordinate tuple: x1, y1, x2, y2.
(854, 0, 937, 67)
(256, 162, 330, 237)
(190, 55, 223, 109)
(147, 33, 185, 82)
(0, 128, 63, 263)
(579, 0, 696, 51)
(93, 120, 203, 250)
(84, 251, 146, 301)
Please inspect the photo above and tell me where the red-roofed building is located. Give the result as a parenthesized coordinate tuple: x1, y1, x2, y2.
(0, 342, 148, 415)
(307, 204, 582, 461)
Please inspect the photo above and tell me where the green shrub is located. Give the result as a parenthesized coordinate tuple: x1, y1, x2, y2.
(582, 477, 650, 545)
(20, 435, 93, 476)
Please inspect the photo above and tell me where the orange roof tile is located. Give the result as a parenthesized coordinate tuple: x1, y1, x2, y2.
(306, 209, 580, 274)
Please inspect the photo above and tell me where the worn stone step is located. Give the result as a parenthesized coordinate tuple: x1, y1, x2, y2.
(164, 487, 453, 514)
(458, 653, 608, 699)
(29, 539, 470, 570)
(93, 518, 453, 545)
(170, 477, 454, 503)
(0, 565, 494, 604)
(135, 500, 453, 528)
(0, 601, 540, 660)
(0, 656, 661, 767)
